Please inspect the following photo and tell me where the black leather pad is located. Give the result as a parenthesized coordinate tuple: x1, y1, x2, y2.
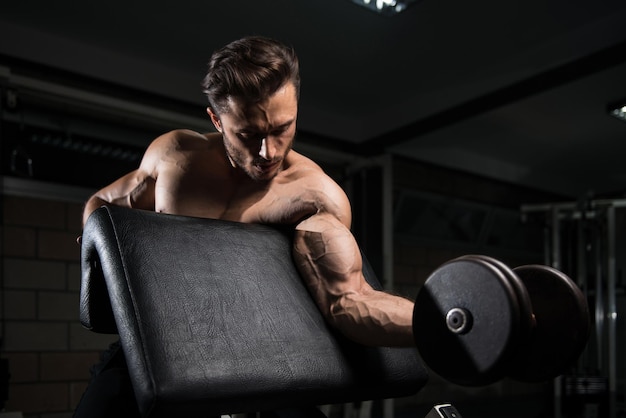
(80, 206, 427, 417)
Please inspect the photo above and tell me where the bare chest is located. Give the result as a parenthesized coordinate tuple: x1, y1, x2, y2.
(154, 169, 318, 225)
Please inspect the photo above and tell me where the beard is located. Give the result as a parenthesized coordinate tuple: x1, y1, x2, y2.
(222, 132, 294, 182)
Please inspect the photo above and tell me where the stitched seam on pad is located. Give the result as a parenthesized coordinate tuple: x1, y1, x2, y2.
(104, 206, 158, 412)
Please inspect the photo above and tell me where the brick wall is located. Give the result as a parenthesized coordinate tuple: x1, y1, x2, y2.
(1, 194, 118, 417)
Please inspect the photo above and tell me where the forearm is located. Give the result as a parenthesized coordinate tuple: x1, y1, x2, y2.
(82, 195, 109, 226)
(82, 193, 132, 226)
(331, 289, 415, 347)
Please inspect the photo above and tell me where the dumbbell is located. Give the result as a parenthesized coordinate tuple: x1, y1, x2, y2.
(412, 255, 590, 386)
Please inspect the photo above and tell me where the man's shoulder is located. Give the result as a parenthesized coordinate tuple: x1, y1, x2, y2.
(152, 129, 216, 148)
(283, 152, 345, 194)
(280, 152, 351, 226)
(139, 130, 221, 172)
(283, 152, 330, 183)
(144, 130, 221, 157)
(285, 151, 324, 173)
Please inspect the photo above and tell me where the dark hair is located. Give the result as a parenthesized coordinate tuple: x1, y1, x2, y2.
(202, 36, 300, 114)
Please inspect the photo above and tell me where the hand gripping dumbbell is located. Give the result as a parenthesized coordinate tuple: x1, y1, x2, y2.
(412, 255, 590, 386)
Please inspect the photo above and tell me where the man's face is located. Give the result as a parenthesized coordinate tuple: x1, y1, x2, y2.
(208, 83, 298, 182)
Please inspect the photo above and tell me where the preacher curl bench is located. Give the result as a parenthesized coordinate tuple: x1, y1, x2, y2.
(80, 206, 589, 417)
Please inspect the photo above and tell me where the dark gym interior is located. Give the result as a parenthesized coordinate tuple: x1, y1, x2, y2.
(0, 1, 625, 417)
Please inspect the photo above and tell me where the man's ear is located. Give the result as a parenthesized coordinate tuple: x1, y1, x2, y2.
(207, 107, 222, 132)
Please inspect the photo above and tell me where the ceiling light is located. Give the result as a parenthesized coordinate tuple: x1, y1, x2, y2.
(609, 103, 626, 123)
(350, 0, 420, 15)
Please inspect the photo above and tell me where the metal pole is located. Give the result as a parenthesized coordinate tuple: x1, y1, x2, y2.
(595, 222, 604, 373)
(576, 213, 589, 370)
(381, 154, 394, 293)
(606, 206, 617, 418)
(551, 206, 561, 270)
(551, 205, 562, 418)
(381, 154, 395, 418)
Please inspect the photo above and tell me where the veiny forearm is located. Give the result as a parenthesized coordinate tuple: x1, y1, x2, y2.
(330, 289, 415, 347)
(293, 214, 415, 347)
(82, 193, 133, 226)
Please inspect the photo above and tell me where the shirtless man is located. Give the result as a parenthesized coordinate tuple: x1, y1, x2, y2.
(76, 34, 416, 418)
(82, 36, 414, 347)
(83, 37, 414, 360)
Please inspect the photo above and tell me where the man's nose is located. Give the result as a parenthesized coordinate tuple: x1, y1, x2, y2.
(259, 137, 276, 160)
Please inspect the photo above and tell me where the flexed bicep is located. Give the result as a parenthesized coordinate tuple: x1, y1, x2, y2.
(293, 213, 414, 346)
(293, 213, 365, 309)
(293, 213, 414, 347)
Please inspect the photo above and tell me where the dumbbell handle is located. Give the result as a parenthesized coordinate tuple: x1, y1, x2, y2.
(425, 403, 463, 418)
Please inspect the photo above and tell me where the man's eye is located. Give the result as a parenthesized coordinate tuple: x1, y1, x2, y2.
(237, 133, 258, 141)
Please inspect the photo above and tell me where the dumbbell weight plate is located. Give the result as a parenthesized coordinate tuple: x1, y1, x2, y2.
(508, 265, 590, 382)
(456, 255, 535, 345)
(413, 256, 529, 386)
